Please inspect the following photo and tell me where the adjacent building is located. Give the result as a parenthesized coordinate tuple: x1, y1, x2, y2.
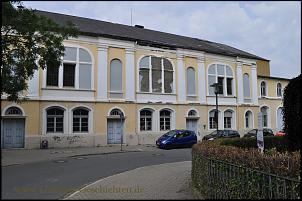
(1, 10, 290, 149)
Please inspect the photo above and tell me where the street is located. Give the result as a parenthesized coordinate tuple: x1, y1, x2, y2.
(2, 147, 191, 199)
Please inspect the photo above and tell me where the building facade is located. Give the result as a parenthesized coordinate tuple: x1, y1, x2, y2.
(1, 11, 290, 149)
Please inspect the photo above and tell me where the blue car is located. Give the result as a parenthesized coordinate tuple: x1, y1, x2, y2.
(156, 130, 197, 149)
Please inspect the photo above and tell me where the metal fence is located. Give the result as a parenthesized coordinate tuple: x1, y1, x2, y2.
(192, 153, 300, 199)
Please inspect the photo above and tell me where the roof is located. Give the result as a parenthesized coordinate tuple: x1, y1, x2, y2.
(258, 75, 291, 81)
(35, 10, 269, 61)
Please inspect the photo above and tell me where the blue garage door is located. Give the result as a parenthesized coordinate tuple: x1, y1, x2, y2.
(2, 119, 25, 148)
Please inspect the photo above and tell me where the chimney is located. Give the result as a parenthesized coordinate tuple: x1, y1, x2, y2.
(134, 25, 144, 29)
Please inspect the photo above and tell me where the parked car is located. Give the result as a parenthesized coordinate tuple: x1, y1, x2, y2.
(243, 128, 274, 138)
(275, 131, 286, 136)
(202, 130, 240, 141)
(156, 130, 197, 149)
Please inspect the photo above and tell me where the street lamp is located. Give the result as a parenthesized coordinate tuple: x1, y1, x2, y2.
(211, 83, 219, 133)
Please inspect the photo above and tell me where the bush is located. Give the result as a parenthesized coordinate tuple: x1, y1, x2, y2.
(192, 141, 300, 178)
(192, 142, 301, 199)
(220, 136, 288, 152)
(283, 74, 301, 151)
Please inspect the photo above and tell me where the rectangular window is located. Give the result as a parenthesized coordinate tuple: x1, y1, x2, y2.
(79, 64, 91, 89)
(164, 71, 173, 93)
(227, 78, 233, 95)
(209, 117, 217, 129)
(140, 117, 152, 131)
(218, 77, 224, 95)
(55, 117, 64, 132)
(63, 63, 75, 87)
(47, 117, 55, 132)
(160, 117, 170, 131)
(46, 65, 59, 86)
(263, 115, 268, 127)
(208, 75, 216, 95)
(152, 69, 162, 93)
(224, 117, 232, 128)
(245, 117, 249, 128)
(139, 69, 149, 92)
(73, 117, 88, 132)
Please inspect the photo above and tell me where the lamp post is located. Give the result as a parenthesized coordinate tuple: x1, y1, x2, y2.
(211, 83, 219, 133)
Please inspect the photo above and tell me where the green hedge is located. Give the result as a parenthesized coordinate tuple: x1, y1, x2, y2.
(191, 142, 301, 199)
(220, 136, 288, 152)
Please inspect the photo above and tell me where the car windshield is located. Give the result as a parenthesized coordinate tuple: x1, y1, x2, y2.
(163, 130, 178, 137)
(209, 130, 222, 136)
(248, 129, 257, 135)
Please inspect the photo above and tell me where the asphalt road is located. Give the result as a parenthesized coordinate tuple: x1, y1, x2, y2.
(2, 148, 192, 199)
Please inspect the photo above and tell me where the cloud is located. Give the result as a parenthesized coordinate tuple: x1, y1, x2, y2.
(23, 1, 301, 78)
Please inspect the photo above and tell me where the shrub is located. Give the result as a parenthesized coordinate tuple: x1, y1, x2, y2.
(192, 142, 301, 199)
(220, 136, 288, 152)
(192, 141, 300, 178)
(283, 74, 301, 151)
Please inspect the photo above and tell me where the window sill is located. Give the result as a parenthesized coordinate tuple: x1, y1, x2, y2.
(137, 92, 176, 96)
(207, 95, 236, 98)
(42, 87, 95, 92)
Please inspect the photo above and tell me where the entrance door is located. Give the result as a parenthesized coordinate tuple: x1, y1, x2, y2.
(2, 119, 25, 148)
(186, 119, 198, 134)
(107, 119, 123, 144)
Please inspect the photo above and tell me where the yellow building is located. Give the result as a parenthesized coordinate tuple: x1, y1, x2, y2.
(1, 11, 290, 149)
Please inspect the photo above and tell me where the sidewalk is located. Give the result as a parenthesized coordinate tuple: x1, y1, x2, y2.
(1, 145, 157, 167)
(64, 161, 197, 200)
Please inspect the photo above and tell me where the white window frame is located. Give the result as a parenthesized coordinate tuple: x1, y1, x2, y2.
(109, 58, 123, 93)
(72, 107, 90, 133)
(186, 67, 196, 96)
(260, 81, 267, 97)
(207, 63, 234, 97)
(138, 56, 174, 94)
(244, 110, 254, 129)
(140, 109, 153, 131)
(44, 45, 94, 90)
(276, 83, 282, 97)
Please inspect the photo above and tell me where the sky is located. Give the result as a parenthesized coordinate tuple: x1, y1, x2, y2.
(23, 1, 301, 79)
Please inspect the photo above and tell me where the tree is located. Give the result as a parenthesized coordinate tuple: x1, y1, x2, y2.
(1, 1, 78, 102)
(283, 74, 301, 151)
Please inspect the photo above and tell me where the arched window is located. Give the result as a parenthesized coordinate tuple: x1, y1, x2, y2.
(209, 109, 219, 129)
(160, 109, 171, 131)
(224, 110, 233, 129)
(73, 108, 89, 132)
(277, 83, 282, 97)
(110, 59, 123, 93)
(188, 110, 197, 117)
(208, 64, 234, 96)
(187, 67, 196, 95)
(46, 107, 64, 133)
(110, 109, 124, 117)
(139, 56, 174, 93)
(260, 81, 267, 97)
(47, 46, 92, 89)
(243, 73, 250, 98)
(245, 111, 253, 129)
(140, 109, 153, 131)
(261, 106, 269, 128)
(5, 107, 23, 115)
